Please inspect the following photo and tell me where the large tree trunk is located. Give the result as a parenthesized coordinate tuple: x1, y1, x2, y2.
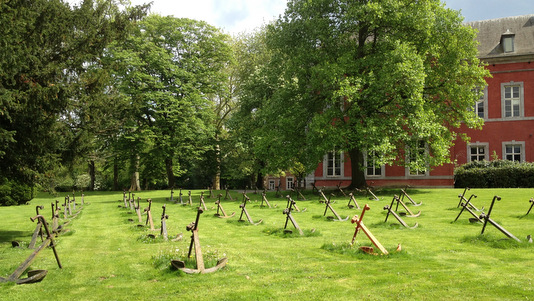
(165, 157, 175, 189)
(212, 143, 221, 190)
(88, 160, 95, 191)
(348, 147, 367, 189)
(129, 154, 141, 191)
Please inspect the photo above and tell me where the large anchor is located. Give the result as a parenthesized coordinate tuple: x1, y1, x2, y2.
(351, 205, 401, 255)
(480, 196, 526, 243)
(454, 192, 483, 223)
(0, 215, 62, 284)
(400, 187, 422, 206)
(28, 206, 45, 249)
(320, 190, 349, 221)
(171, 208, 227, 274)
(383, 196, 419, 229)
(144, 199, 155, 230)
(283, 196, 303, 235)
(526, 198, 534, 216)
(260, 190, 272, 208)
(214, 193, 235, 218)
(391, 193, 421, 217)
(286, 194, 305, 212)
(347, 192, 360, 209)
(457, 187, 484, 212)
(238, 194, 263, 225)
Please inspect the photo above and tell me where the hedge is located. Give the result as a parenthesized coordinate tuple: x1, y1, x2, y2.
(454, 160, 534, 188)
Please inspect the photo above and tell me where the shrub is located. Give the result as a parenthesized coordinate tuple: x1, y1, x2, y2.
(0, 177, 33, 206)
(454, 160, 534, 188)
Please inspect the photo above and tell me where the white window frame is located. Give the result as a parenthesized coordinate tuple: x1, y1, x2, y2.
(502, 141, 525, 162)
(323, 151, 343, 177)
(501, 82, 524, 118)
(286, 177, 294, 190)
(406, 141, 428, 177)
(364, 150, 385, 178)
(467, 142, 489, 162)
(268, 180, 275, 190)
(474, 87, 488, 120)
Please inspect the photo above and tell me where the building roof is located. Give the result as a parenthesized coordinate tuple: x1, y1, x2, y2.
(467, 14, 534, 63)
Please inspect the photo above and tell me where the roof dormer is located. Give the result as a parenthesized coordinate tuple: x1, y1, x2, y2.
(501, 29, 515, 53)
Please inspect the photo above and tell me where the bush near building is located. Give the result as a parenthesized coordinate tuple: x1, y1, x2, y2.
(454, 160, 534, 188)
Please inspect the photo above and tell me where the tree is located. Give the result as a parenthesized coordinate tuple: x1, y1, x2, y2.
(0, 0, 147, 203)
(106, 15, 232, 189)
(251, 0, 489, 188)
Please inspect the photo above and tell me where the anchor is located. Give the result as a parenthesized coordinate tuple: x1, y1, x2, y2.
(129, 193, 135, 211)
(392, 194, 421, 217)
(286, 195, 305, 212)
(0, 215, 62, 284)
(238, 194, 263, 225)
(224, 186, 234, 201)
(275, 182, 282, 198)
(186, 191, 193, 206)
(171, 208, 228, 274)
(383, 196, 418, 229)
(480, 196, 523, 243)
(336, 182, 347, 197)
(351, 204, 400, 255)
(260, 190, 272, 208)
(144, 199, 155, 230)
(347, 193, 360, 209)
(122, 190, 128, 208)
(321, 191, 349, 221)
(160, 204, 169, 240)
(170, 188, 174, 203)
(457, 187, 484, 212)
(209, 186, 215, 198)
(454, 193, 483, 223)
(179, 188, 184, 205)
(214, 194, 235, 218)
(292, 187, 307, 201)
(51, 202, 59, 233)
(283, 198, 303, 235)
(199, 192, 208, 211)
(526, 198, 534, 215)
(400, 187, 422, 206)
(135, 197, 143, 223)
(28, 206, 45, 249)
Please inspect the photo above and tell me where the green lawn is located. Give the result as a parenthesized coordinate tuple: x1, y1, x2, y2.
(1, 188, 533, 300)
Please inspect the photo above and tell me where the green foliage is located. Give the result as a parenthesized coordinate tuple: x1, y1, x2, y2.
(239, 0, 489, 186)
(454, 160, 534, 188)
(0, 177, 32, 206)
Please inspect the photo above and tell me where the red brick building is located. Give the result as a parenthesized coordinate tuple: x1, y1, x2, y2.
(307, 14, 534, 189)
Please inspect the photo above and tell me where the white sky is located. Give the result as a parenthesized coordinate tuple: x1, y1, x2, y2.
(68, 0, 533, 35)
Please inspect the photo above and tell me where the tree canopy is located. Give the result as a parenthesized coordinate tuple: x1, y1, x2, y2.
(243, 0, 490, 188)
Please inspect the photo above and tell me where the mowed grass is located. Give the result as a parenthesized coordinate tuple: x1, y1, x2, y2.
(1, 188, 534, 300)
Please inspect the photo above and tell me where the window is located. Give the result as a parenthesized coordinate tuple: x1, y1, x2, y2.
(286, 177, 294, 190)
(501, 30, 515, 53)
(325, 151, 343, 177)
(408, 141, 428, 176)
(502, 82, 523, 118)
(268, 180, 275, 190)
(365, 150, 383, 177)
(474, 87, 487, 119)
(468, 143, 488, 162)
(503, 141, 524, 162)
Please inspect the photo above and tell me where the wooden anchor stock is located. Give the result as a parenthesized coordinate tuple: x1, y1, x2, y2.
(28, 206, 45, 249)
(171, 208, 227, 274)
(215, 194, 235, 218)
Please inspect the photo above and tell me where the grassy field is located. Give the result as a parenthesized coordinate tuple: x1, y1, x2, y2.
(1, 188, 534, 300)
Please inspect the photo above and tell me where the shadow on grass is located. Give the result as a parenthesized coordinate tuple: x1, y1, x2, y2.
(461, 234, 534, 249)
(320, 242, 408, 259)
(0, 231, 33, 243)
(262, 227, 321, 238)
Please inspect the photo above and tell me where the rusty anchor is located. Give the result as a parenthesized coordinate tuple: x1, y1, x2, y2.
(198, 192, 208, 211)
(160, 204, 169, 240)
(336, 182, 347, 197)
(383, 196, 418, 229)
(400, 187, 422, 206)
(526, 198, 534, 215)
(457, 187, 484, 212)
(286, 195, 305, 213)
(214, 193, 235, 218)
(320, 190, 349, 221)
(351, 205, 400, 255)
(454, 193, 483, 223)
(238, 194, 263, 225)
(347, 192, 361, 209)
(144, 199, 155, 230)
(224, 186, 234, 201)
(0, 215, 62, 284)
(28, 206, 45, 249)
(283, 197, 304, 235)
(260, 190, 272, 208)
(171, 208, 227, 274)
(480, 196, 524, 243)
(392, 193, 421, 218)
(135, 197, 143, 223)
